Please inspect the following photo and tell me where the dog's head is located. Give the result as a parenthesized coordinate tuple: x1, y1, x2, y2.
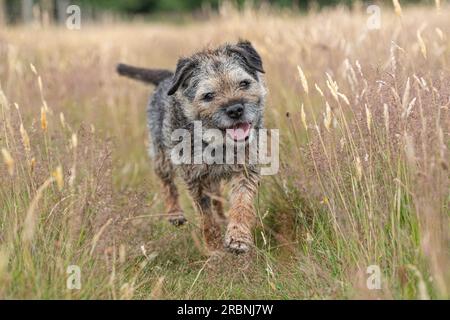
(168, 40, 267, 142)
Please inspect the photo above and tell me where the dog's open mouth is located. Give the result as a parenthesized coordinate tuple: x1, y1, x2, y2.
(225, 122, 252, 141)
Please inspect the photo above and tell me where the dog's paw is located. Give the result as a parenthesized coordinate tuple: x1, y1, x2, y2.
(224, 224, 252, 254)
(225, 239, 250, 254)
(167, 212, 187, 226)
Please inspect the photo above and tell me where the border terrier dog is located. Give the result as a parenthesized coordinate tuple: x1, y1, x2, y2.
(117, 40, 267, 254)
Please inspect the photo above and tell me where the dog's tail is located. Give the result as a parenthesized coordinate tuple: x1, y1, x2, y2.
(116, 63, 173, 86)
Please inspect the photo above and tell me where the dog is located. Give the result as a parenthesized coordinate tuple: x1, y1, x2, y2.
(117, 40, 267, 254)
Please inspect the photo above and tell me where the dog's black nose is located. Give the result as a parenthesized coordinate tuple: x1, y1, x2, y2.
(226, 104, 244, 119)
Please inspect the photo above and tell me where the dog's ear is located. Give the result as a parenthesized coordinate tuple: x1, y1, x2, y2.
(229, 40, 265, 74)
(167, 58, 197, 96)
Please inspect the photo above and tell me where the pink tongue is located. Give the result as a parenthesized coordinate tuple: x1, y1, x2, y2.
(227, 123, 251, 141)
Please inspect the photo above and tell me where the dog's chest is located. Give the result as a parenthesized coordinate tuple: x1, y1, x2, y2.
(175, 162, 249, 183)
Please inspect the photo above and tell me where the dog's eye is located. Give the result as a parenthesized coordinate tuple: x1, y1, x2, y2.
(202, 92, 215, 102)
(239, 80, 251, 89)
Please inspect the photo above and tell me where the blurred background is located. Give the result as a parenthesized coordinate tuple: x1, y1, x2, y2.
(0, 0, 448, 300)
(0, 0, 429, 25)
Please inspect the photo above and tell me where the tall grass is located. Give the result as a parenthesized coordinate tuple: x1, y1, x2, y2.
(0, 3, 448, 299)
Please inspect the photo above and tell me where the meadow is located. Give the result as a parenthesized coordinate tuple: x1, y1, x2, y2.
(0, 2, 448, 299)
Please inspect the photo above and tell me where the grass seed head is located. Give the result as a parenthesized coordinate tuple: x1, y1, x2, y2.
(297, 65, 309, 95)
(20, 124, 31, 152)
(59, 112, 66, 129)
(365, 104, 372, 133)
(338, 92, 350, 105)
(301, 104, 307, 130)
(52, 166, 64, 191)
(38, 76, 44, 96)
(1, 148, 14, 176)
(324, 102, 332, 131)
(435, 28, 444, 41)
(393, 0, 403, 18)
(30, 157, 36, 173)
(326, 73, 339, 102)
(435, 0, 441, 11)
(315, 83, 324, 97)
(383, 103, 390, 133)
(417, 25, 427, 59)
(71, 133, 78, 149)
(30, 63, 38, 75)
(40, 107, 47, 132)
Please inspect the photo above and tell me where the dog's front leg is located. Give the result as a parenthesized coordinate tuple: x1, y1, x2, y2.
(224, 170, 260, 254)
(188, 181, 223, 252)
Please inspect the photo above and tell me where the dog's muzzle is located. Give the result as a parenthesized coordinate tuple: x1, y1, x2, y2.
(226, 103, 244, 119)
